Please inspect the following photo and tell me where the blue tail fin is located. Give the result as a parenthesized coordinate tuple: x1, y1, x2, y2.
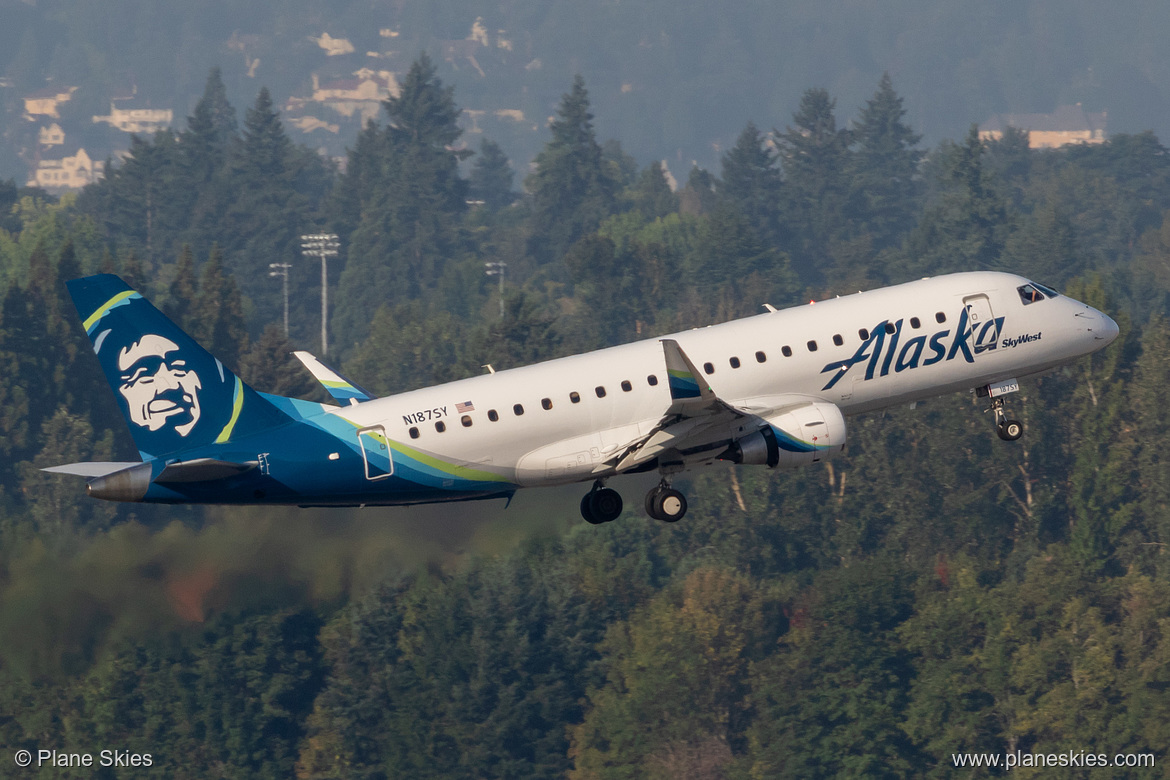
(68, 274, 289, 460)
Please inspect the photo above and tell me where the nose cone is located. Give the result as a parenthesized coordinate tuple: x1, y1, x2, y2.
(1095, 310, 1120, 345)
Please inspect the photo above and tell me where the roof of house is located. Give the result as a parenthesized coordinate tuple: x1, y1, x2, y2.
(982, 104, 1106, 134)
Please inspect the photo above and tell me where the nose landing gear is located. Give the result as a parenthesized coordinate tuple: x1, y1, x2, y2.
(990, 396, 1023, 441)
(977, 379, 1024, 441)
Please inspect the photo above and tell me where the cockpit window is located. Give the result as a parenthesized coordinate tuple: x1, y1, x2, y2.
(1033, 282, 1059, 298)
(1017, 284, 1046, 305)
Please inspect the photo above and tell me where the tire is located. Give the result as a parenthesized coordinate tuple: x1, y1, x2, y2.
(645, 489, 662, 520)
(652, 488, 688, 523)
(588, 488, 623, 523)
(581, 493, 605, 524)
(997, 419, 1023, 441)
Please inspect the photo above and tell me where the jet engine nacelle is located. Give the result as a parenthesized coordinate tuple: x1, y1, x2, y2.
(722, 401, 846, 469)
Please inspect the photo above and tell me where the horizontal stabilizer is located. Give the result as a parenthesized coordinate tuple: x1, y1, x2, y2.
(154, 458, 258, 483)
(292, 351, 374, 404)
(41, 462, 141, 478)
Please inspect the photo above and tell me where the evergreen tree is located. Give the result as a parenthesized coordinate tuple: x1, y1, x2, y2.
(776, 88, 853, 283)
(904, 126, 1011, 277)
(469, 138, 515, 212)
(237, 324, 321, 399)
(625, 161, 678, 221)
(219, 87, 316, 336)
(163, 244, 198, 329)
(193, 245, 248, 367)
(720, 121, 782, 246)
(848, 74, 923, 252)
(679, 166, 718, 216)
(183, 67, 238, 187)
(527, 75, 616, 263)
(334, 54, 470, 352)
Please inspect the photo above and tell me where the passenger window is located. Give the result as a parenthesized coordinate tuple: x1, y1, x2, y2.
(755, 351, 767, 363)
(647, 375, 659, 386)
(461, 415, 472, 427)
(781, 346, 792, 357)
(703, 362, 715, 374)
(541, 398, 552, 410)
(435, 421, 446, 433)
(570, 391, 581, 403)
(729, 356, 741, 368)
(859, 328, 869, 340)
(1017, 284, 1045, 305)
(807, 341, 818, 352)
(595, 386, 606, 398)
(910, 317, 921, 329)
(936, 312, 946, 323)
(409, 426, 420, 439)
(884, 322, 896, 334)
(513, 404, 524, 416)
(621, 380, 632, 392)
(488, 409, 499, 422)
(832, 334, 843, 346)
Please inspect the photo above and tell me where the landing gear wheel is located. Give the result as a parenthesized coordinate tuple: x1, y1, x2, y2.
(581, 486, 623, 524)
(653, 488, 688, 523)
(645, 485, 688, 522)
(988, 395, 1024, 442)
(997, 419, 1023, 441)
(581, 494, 605, 525)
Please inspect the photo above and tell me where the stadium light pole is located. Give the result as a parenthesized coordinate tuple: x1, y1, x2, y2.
(268, 262, 292, 336)
(300, 233, 340, 355)
(485, 261, 506, 319)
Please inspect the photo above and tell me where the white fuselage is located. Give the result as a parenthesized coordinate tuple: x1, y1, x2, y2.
(330, 272, 1117, 487)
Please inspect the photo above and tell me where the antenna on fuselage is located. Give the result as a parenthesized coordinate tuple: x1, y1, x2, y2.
(762, 303, 777, 313)
(482, 364, 495, 374)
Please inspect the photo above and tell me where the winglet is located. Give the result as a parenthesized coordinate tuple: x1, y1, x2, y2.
(660, 338, 718, 416)
(292, 351, 375, 405)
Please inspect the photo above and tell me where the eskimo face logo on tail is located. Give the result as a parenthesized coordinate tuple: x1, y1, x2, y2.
(819, 308, 1006, 391)
(117, 334, 202, 436)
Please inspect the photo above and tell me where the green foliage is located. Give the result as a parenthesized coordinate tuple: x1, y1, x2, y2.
(527, 76, 618, 264)
(334, 54, 471, 353)
(7, 62, 1170, 780)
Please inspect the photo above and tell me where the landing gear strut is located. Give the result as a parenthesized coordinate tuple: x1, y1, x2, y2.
(645, 480, 688, 523)
(990, 397, 1023, 442)
(580, 481, 623, 524)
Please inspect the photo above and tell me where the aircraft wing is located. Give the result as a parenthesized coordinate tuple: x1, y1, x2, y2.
(607, 339, 753, 473)
(292, 350, 375, 404)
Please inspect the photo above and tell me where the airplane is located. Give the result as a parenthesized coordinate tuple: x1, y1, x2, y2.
(46, 271, 1118, 524)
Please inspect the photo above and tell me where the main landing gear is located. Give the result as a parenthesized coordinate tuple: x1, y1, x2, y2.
(578, 479, 691, 524)
(580, 481, 623, 525)
(645, 480, 688, 523)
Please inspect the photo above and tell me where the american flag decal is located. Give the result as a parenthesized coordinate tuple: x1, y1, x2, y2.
(456, 401, 475, 413)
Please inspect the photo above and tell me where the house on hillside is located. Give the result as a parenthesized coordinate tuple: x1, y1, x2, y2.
(27, 147, 103, 190)
(284, 69, 399, 128)
(979, 104, 1107, 149)
(92, 102, 173, 134)
(23, 86, 78, 120)
(38, 123, 64, 147)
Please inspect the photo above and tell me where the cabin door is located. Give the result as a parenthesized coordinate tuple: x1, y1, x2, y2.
(963, 294, 1000, 354)
(357, 426, 393, 480)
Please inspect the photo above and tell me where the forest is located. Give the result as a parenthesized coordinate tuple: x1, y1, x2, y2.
(2, 56, 1170, 777)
